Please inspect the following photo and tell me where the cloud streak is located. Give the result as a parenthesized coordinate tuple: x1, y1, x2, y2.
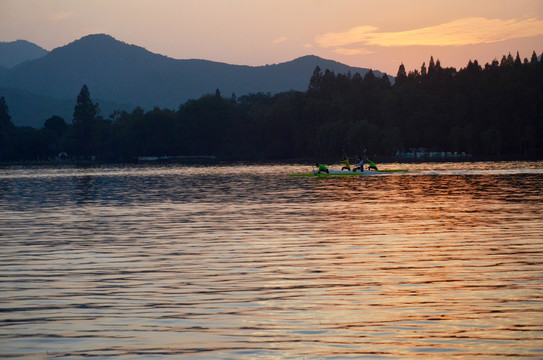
(50, 11, 74, 22)
(273, 36, 288, 44)
(333, 47, 374, 56)
(315, 17, 543, 49)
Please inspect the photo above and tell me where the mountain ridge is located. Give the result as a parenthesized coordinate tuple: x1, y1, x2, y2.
(0, 34, 391, 127)
(0, 39, 49, 68)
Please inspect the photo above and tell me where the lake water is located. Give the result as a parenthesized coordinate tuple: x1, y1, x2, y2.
(1, 161, 542, 359)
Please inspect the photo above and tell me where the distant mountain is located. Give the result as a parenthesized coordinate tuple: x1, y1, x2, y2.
(0, 40, 48, 68)
(0, 34, 391, 127)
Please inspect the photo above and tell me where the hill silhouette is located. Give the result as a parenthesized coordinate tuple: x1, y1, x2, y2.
(0, 40, 48, 68)
(0, 34, 389, 126)
(1, 44, 541, 162)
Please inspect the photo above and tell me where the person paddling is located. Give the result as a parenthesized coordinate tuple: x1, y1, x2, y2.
(315, 163, 329, 174)
(352, 156, 364, 172)
(341, 153, 351, 171)
(366, 157, 378, 171)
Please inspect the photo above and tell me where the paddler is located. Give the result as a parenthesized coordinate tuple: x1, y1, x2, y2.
(352, 156, 364, 172)
(341, 153, 351, 171)
(366, 157, 378, 171)
(315, 163, 329, 174)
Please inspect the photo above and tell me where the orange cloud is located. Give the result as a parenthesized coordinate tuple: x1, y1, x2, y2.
(51, 11, 74, 22)
(333, 47, 374, 55)
(315, 17, 543, 48)
(273, 36, 288, 44)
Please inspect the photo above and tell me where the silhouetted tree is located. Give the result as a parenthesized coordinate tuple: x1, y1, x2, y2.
(420, 62, 427, 76)
(72, 85, 99, 157)
(428, 56, 436, 75)
(44, 115, 68, 138)
(0, 97, 15, 159)
(514, 51, 522, 67)
(1, 49, 542, 162)
(396, 63, 407, 84)
(531, 51, 539, 64)
(308, 66, 323, 92)
(42, 115, 68, 157)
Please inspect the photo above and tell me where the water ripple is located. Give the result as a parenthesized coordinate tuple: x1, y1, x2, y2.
(1, 162, 542, 359)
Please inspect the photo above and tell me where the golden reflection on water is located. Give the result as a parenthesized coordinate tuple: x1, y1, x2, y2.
(295, 170, 543, 358)
(0, 162, 542, 359)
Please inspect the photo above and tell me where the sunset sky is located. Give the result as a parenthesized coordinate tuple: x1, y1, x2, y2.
(1, 0, 542, 75)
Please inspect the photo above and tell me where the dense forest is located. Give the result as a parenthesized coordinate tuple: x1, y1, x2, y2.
(1, 51, 542, 162)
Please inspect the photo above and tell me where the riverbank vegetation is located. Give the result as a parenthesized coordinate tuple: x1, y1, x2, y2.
(1, 51, 542, 162)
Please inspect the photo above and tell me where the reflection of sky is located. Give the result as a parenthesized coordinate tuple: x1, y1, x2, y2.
(1, 162, 542, 358)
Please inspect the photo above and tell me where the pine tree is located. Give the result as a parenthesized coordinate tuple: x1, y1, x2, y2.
(73, 85, 99, 157)
(73, 85, 98, 127)
(531, 51, 539, 64)
(308, 66, 323, 92)
(428, 56, 436, 75)
(0, 96, 15, 158)
(0, 97, 13, 129)
(514, 51, 522, 67)
(396, 63, 407, 84)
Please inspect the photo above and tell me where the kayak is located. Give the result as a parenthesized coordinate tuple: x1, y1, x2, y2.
(290, 169, 408, 177)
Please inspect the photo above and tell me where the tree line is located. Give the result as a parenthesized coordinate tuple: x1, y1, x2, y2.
(1, 50, 542, 162)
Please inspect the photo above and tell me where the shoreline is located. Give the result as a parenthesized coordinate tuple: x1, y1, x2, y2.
(1, 155, 542, 168)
